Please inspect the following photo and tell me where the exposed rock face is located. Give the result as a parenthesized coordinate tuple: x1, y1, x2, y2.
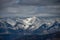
(0, 0, 60, 35)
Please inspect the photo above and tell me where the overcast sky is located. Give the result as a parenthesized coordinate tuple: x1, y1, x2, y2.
(0, 0, 60, 17)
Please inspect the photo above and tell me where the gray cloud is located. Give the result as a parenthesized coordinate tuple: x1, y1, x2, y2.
(0, 0, 60, 17)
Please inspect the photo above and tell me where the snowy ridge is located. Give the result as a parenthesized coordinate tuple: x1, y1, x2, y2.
(0, 16, 60, 34)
